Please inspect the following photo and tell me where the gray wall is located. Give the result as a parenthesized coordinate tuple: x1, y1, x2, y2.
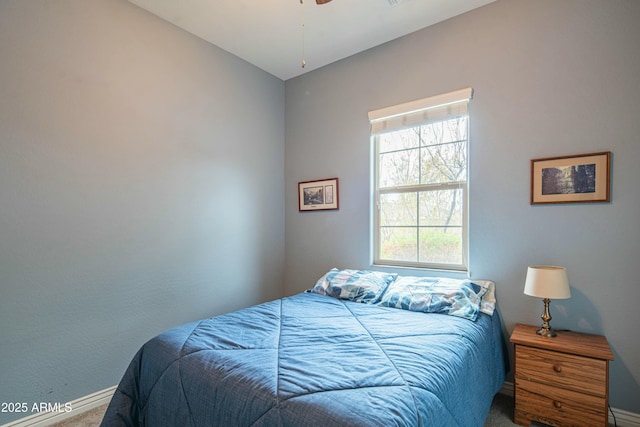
(285, 0, 640, 414)
(0, 0, 284, 424)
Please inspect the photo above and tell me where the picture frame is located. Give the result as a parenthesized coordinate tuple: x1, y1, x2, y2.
(298, 178, 339, 211)
(530, 151, 611, 205)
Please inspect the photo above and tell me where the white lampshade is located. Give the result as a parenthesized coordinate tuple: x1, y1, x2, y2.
(524, 266, 571, 299)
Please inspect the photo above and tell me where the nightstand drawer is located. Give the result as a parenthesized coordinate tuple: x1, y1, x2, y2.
(515, 346, 607, 396)
(515, 378, 607, 427)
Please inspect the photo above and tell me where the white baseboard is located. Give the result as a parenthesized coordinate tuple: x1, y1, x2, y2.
(0, 386, 116, 427)
(499, 381, 640, 427)
(499, 381, 514, 396)
(614, 408, 640, 427)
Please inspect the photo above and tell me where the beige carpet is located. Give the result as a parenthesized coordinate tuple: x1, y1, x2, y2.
(49, 404, 108, 427)
(50, 393, 519, 426)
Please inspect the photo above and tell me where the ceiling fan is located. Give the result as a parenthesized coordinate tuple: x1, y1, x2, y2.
(316, 0, 332, 3)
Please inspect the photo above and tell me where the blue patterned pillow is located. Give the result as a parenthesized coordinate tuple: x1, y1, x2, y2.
(309, 268, 397, 304)
(377, 276, 492, 321)
(473, 279, 496, 315)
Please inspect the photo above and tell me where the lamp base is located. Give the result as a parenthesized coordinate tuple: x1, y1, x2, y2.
(536, 298, 558, 338)
(536, 326, 557, 338)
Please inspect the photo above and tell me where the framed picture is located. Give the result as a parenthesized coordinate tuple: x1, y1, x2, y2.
(298, 178, 339, 211)
(530, 151, 611, 205)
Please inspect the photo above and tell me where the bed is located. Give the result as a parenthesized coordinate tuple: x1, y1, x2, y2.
(101, 269, 507, 427)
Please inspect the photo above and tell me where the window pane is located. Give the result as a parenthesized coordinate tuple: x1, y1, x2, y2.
(420, 117, 468, 146)
(420, 141, 467, 184)
(418, 227, 463, 265)
(378, 128, 419, 153)
(379, 148, 420, 188)
(380, 227, 417, 262)
(372, 91, 469, 271)
(419, 189, 463, 226)
(380, 193, 416, 226)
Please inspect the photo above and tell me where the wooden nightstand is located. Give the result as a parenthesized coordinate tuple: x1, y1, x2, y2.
(510, 323, 614, 427)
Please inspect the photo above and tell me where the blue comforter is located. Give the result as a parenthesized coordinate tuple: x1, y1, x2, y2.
(102, 292, 506, 426)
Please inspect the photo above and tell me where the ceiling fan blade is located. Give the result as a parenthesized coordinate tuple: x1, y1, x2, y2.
(316, 0, 332, 4)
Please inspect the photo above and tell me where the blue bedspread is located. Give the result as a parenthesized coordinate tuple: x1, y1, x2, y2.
(102, 292, 506, 426)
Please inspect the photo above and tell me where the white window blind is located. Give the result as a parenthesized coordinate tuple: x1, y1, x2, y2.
(369, 87, 473, 135)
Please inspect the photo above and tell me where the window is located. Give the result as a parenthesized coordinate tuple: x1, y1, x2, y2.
(369, 88, 473, 271)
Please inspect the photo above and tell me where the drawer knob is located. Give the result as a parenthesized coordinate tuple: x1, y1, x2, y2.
(553, 400, 563, 409)
(553, 364, 563, 373)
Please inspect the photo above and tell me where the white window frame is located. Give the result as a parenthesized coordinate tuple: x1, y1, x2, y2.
(369, 88, 473, 272)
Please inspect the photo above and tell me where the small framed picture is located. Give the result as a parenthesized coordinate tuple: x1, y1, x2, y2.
(530, 151, 611, 205)
(298, 178, 339, 211)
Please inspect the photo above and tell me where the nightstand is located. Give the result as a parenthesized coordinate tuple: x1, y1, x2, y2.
(510, 323, 614, 427)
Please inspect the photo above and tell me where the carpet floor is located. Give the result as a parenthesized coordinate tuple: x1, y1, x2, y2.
(50, 393, 519, 426)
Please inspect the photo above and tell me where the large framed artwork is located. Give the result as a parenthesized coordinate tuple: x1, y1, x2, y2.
(298, 178, 339, 211)
(530, 151, 611, 205)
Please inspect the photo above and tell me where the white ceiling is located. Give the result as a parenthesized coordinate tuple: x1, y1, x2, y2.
(127, 0, 496, 81)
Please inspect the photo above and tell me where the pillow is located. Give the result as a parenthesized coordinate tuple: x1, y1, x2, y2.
(472, 279, 496, 316)
(377, 276, 493, 321)
(309, 268, 397, 304)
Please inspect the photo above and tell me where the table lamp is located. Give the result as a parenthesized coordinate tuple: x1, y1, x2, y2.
(524, 266, 571, 337)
